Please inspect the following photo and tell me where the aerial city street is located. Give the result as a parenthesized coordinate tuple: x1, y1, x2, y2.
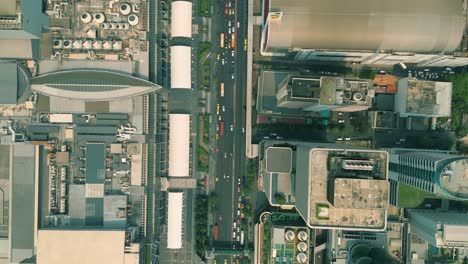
(1, 0, 468, 264)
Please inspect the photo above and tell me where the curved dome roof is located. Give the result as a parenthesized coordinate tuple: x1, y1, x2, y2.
(438, 158, 468, 200)
(31, 70, 162, 101)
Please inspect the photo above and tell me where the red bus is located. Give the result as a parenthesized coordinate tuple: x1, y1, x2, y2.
(220, 121, 225, 136)
(214, 224, 219, 240)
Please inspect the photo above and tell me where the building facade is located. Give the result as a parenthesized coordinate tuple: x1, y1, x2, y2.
(387, 148, 468, 205)
(408, 210, 468, 248)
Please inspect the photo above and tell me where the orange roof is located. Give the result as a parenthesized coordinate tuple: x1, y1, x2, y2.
(373, 74, 398, 94)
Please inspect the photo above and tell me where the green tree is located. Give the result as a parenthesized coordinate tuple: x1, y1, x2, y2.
(274, 193, 286, 205)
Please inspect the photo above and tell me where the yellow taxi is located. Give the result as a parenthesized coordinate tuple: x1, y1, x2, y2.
(216, 103, 220, 115)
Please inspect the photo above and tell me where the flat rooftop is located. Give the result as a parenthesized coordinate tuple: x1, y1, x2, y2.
(307, 149, 388, 230)
(266, 147, 292, 173)
(331, 178, 389, 209)
(37, 229, 126, 264)
(404, 78, 452, 116)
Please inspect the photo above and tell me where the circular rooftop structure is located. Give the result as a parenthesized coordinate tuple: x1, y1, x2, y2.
(31, 70, 162, 101)
(438, 158, 468, 200)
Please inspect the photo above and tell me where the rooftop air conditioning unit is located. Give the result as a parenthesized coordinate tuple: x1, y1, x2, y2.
(93, 13, 105, 24)
(53, 39, 63, 49)
(80, 12, 92, 23)
(120, 3, 131, 15)
(63, 40, 72, 49)
(127, 14, 139, 26)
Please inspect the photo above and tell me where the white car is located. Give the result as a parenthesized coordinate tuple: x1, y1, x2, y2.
(216, 124, 219, 131)
(228, 28, 231, 34)
(218, 115, 221, 121)
(337, 138, 343, 141)
(237, 22, 240, 28)
(224, 153, 227, 158)
(242, 127, 245, 133)
(233, 222, 237, 228)
(222, 106, 225, 112)
(228, 21, 231, 27)
(231, 50, 235, 57)
(231, 73, 235, 79)
(237, 209, 240, 216)
(345, 138, 351, 141)
(338, 119, 345, 123)
(232, 232, 236, 238)
(222, 59, 225, 65)
(230, 124, 233, 131)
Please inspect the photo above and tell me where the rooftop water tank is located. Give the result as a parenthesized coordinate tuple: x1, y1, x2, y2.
(121, 23, 130, 30)
(298, 230, 308, 241)
(120, 3, 131, 15)
(353, 92, 363, 101)
(86, 29, 97, 38)
(103, 41, 113, 50)
(297, 253, 307, 263)
(297, 242, 308, 252)
(80, 12, 92, 23)
(72, 40, 82, 49)
(113, 41, 123, 50)
(110, 23, 117, 30)
(92, 40, 102, 50)
(127, 14, 139, 26)
(285, 230, 295, 241)
(93, 13, 105, 24)
(102, 23, 109, 29)
(83, 40, 92, 49)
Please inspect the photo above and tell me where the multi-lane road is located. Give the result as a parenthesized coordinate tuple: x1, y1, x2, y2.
(210, 0, 248, 262)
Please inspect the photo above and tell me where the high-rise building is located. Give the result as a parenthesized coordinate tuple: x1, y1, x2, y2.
(0, 0, 49, 59)
(259, 141, 389, 231)
(387, 148, 468, 205)
(408, 210, 468, 248)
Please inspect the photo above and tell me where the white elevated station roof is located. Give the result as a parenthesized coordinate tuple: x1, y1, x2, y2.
(168, 114, 191, 177)
(170, 46, 192, 89)
(171, 1, 193, 38)
(167, 192, 184, 249)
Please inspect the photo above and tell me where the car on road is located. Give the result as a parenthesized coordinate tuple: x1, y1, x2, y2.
(233, 221, 236, 228)
(237, 22, 240, 28)
(215, 146, 219, 152)
(338, 112, 343, 116)
(237, 209, 240, 216)
(345, 138, 351, 141)
(216, 124, 219, 131)
(231, 73, 234, 79)
(216, 104, 220, 115)
(232, 232, 236, 238)
(228, 28, 231, 34)
(219, 214, 222, 220)
(338, 119, 345, 123)
(242, 127, 245, 133)
(231, 50, 234, 57)
(222, 59, 225, 65)
(237, 186, 240, 192)
(217, 54, 220, 60)
(230, 124, 233, 131)
(228, 21, 231, 27)
(222, 105, 225, 112)
(337, 138, 343, 141)
(218, 115, 221, 121)
(224, 153, 227, 158)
